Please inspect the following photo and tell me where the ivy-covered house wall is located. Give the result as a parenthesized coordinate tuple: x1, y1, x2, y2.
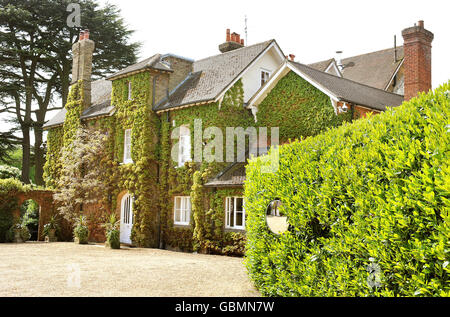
(43, 67, 352, 254)
(159, 80, 254, 254)
(107, 71, 161, 247)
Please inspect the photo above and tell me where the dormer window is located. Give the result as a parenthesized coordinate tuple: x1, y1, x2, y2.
(260, 69, 271, 87)
(123, 129, 133, 164)
(127, 81, 132, 100)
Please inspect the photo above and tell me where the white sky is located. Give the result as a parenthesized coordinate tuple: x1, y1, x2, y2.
(1, 0, 449, 141)
(98, 0, 449, 87)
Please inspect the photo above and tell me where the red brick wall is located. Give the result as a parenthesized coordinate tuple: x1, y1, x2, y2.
(402, 21, 434, 101)
(353, 105, 380, 119)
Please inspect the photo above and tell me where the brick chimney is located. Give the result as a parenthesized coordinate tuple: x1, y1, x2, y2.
(71, 29, 95, 109)
(219, 29, 244, 53)
(402, 20, 434, 100)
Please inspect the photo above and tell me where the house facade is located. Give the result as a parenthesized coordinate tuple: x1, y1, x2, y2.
(43, 21, 434, 254)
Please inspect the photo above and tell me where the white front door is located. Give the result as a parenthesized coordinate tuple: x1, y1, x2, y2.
(120, 194, 133, 244)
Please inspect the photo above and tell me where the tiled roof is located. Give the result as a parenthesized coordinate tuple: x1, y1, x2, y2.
(154, 40, 275, 112)
(43, 79, 112, 129)
(309, 47, 404, 90)
(289, 61, 404, 111)
(308, 58, 334, 72)
(204, 162, 246, 187)
(106, 54, 173, 80)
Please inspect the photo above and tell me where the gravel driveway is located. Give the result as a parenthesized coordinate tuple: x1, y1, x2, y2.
(0, 242, 259, 297)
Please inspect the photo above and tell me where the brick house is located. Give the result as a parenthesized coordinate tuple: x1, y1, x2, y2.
(43, 21, 434, 253)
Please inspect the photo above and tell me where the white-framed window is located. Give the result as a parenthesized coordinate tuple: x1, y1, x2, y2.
(260, 69, 271, 87)
(178, 125, 191, 167)
(225, 197, 245, 230)
(174, 196, 191, 225)
(127, 81, 132, 100)
(123, 129, 133, 164)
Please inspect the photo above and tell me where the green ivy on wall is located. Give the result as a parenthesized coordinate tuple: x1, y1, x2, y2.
(158, 80, 254, 254)
(110, 71, 160, 248)
(63, 81, 84, 147)
(256, 71, 352, 141)
(43, 126, 64, 189)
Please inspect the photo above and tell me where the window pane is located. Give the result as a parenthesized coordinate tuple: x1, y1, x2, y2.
(236, 197, 243, 211)
(174, 197, 181, 222)
(124, 129, 132, 161)
(179, 127, 191, 166)
(225, 198, 230, 227)
(185, 197, 191, 223)
(236, 212, 243, 227)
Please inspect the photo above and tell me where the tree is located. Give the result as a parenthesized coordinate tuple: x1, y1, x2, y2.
(0, 0, 140, 184)
(0, 130, 20, 164)
(53, 128, 109, 222)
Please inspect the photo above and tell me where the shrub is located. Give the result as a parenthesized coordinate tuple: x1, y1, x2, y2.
(0, 178, 28, 242)
(244, 83, 450, 296)
(103, 213, 120, 249)
(73, 216, 89, 244)
(0, 165, 21, 180)
(21, 200, 39, 240)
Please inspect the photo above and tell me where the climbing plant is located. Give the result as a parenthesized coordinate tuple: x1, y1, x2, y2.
(256, 71, 352, 141)
(110, 71, 160, 247)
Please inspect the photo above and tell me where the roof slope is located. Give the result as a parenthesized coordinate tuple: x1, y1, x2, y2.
(308, 58, 334, 72)
(204, 162, 246, 187)
(106, 54, 172, 80)
(289, 61, 404, 111)
(43, 79, 112, 129)
(154, 40, 275, 111)
(309, 47, 404, 90)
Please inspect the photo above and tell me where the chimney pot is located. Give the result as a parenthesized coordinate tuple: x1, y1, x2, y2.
(418, 20, 424, 28)
(289, 54, 295, 61)
(219, 30, 244, 53)
(79, 31, 85, 41)
(84, 29, 90, 40)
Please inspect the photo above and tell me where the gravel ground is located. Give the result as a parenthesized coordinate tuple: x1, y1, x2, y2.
(0, 242, 259, 297)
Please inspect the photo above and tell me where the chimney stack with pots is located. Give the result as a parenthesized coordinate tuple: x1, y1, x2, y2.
(71, 29, 95, 109)
(219, 29, 244, 53)
(402, 20, 434, 100)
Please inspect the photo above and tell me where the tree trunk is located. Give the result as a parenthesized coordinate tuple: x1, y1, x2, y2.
(20, 124, 31, 184)
(61, 60, 71, 108)
(34, 123, 44, 186)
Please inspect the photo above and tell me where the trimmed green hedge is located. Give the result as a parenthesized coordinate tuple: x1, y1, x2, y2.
(244, 82, 450, 296)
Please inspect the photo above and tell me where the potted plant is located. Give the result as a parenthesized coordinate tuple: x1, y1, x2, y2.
(43, 215, 59, 242)
(7, 221, 31, 243)
(103, 213, 120, 249)
(73, 215, 89, 244)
